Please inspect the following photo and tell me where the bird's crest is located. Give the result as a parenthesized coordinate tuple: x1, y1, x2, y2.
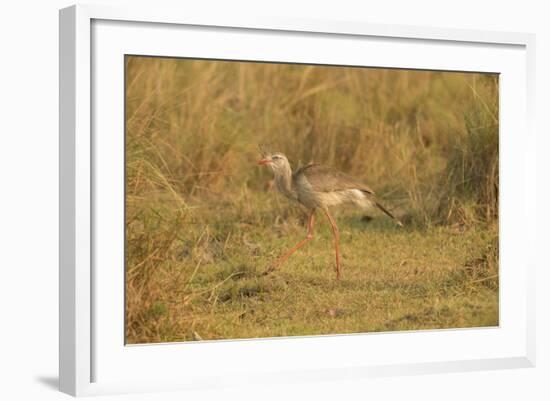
(258, 143, 279, 158)
(258, 144, 268, 157)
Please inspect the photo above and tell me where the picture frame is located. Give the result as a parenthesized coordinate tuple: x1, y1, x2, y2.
(59, 4, 536, 397)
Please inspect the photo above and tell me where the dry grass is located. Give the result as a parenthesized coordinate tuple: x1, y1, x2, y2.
(125, 56, 499, 344)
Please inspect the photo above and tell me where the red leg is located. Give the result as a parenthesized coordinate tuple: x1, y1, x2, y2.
(324, 209, 341, 280)
(265, 212, 315, 274)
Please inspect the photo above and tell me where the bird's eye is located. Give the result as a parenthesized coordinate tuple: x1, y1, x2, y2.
(272, 155, 281, 160)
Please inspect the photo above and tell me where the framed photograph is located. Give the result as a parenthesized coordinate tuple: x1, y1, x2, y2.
(59, 4, 536, 396)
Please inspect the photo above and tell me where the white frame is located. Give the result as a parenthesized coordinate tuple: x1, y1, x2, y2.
(59, 4, 536, 397)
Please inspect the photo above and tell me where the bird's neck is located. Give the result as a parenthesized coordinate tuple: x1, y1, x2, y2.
(274, 163, 295, 199)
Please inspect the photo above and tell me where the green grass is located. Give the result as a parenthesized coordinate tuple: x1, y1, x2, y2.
(126, 201, 498, 343)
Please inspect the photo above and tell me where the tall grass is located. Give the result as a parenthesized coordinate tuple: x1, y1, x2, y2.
(124, 56, 499, 343)
(126, 57, 498, 225)
(437, 76, 499, 224)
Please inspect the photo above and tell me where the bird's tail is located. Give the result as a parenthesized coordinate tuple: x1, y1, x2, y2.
(373, 199, 403, 227)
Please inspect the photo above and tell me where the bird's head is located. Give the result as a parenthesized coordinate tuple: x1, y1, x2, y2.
(258, 152, 290, 172)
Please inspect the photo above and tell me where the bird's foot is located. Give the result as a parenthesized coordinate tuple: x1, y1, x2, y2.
(334, 262, 342, 280)
(263, 265, 277, 276)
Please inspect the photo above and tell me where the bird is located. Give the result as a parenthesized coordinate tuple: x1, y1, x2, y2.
(258, 148, 402, 280)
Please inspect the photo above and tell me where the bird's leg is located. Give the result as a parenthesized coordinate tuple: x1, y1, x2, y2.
(264, 212, 315, 275)
(323, 210, 341, 280)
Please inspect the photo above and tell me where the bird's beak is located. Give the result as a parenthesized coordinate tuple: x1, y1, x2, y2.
(258, 158, 271, 165)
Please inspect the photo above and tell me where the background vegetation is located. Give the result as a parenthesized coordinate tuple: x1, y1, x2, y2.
(125, 56, 499, 344)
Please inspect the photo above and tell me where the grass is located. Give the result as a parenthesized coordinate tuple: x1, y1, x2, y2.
(125, 56, 499, 344)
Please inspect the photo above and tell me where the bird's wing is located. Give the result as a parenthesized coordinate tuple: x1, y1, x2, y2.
(294, 164, 375, 194)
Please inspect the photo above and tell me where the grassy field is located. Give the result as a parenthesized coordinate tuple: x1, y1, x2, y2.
(125, 56, 499, 344)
